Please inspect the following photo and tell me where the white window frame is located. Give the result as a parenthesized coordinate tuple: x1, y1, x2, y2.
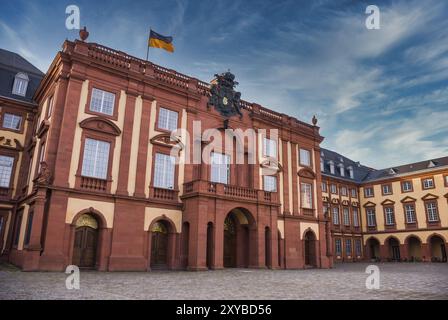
(263, 175, 277, 192)
(81, 138, 110, 180)
(158, 107, 179, 132)
(423, 178, 434, 189)
(384, 207, 395, 225)
(335, 239, 342, 255)
(402, 181, 412, 192)
(263, 137, 277, 158)
(405, 204, 416, 224)
(343, 208, 350, 226)
(210, 152, 230, 185)
(12, 73, 29, 96)
(332, 207, 339, 225)
(299, 149, 311, 167)
(2, 113, 22, 131)
(153, 153, 176, 189)
(352, 208, 359, 227)
(366, 208, 376, 227)
(0, 155, 14, 188)
(330, 184, 337, 194)
(345, 239, 352, 255)
(426, 202, 439, 222)
(321, 182, 327, 192)
(89, 88, 115, 116)
(382, 184, 391, 194)
(341, 186, 347, 196)
(300, 182, 313, 209)
(364, 187, 373, 197)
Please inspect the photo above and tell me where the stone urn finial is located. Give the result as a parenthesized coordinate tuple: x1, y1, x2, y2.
(312, 115, 318, 126)
(79, 26, 89, 42)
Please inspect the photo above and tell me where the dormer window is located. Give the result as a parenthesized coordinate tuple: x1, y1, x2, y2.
(338, 164, 345, 177)
(329, 160, 335, 174)
(12, 73, 29, 96)
(428, 161, 437, 168)
(347, 166, 354, 179)
(320, 158, 324, 172)
(388, 168, 397, 175)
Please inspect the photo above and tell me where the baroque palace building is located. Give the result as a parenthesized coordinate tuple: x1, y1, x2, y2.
(0, 34, 446, 271)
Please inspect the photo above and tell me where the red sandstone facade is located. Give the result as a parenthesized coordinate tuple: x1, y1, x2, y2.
(3, 40, 333, 271)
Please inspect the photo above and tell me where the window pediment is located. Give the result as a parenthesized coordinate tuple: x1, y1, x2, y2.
(363, 201, 376, 207)
(401, 196, 416, 203)
(331, 198, 340, 204)
(322, 196, 329, 203)
(0, 137, 23, 151)
(298, 167, 315, 179)
(421, 193, 439, 201)
(260, 159, 283, 173)
(342, 200, 350, 206)
(381, 199, 395, 206)
(150, 133, 184, 150)
(79, 117, 121, 136)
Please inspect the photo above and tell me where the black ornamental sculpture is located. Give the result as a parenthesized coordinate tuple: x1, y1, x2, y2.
(208, 71, 243, 119)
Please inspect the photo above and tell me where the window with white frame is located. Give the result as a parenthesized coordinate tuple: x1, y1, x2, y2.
(364, 187, 374, 197)
(210, 152, 230, 184)
(332, 207, 339, 225)
(263, 137, 277, 158)
(423, 178, 434, 189)
(345, 239, 352, 255)
(264, 175, 277, 192)
(351, 188, 357, 197)
(299, 149, 311, 166)
(402, 181, 413, 192)
(335, 239, 342, 255)
(426, 202, 439, 222)
(300, 183, 313, 209)
(2, 113, 22, 131)
(90, 88, 115, 115)
(12, 73, 29, 96)
(343, 208, 350, 226)
(158, 107, 178, 132)
(320, 159, 324, 172)
(47, 95, 54, 117)
(382, 184, 392, 194)
(330, 184, 337, 194)
(341, 186, 347, 196)
(352, 208, 359, 227)
(154, 153, 176, 189)
(366, 208, 376, 227)
(404, 204, 416, 224)
(321, 182, 327, 192)
(0, 155, 14, 188)
(81, 138, 110, 180)
(384, 207, 395, 225)
(355, 239, 362, 256)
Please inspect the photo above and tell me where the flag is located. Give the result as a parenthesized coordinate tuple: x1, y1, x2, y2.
(148, 30, 174, 53)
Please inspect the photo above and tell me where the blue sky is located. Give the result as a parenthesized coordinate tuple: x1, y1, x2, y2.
(1, 0, 447, 169)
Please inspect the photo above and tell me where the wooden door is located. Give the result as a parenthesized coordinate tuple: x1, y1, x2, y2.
(304, 233, 316, 267)
(151, 230, 168, 268)
(223, 216, 236, 268)
(73, 226, 98, 268)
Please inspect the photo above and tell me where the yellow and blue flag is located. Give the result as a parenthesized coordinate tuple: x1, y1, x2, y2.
(149, 30, 174, 53)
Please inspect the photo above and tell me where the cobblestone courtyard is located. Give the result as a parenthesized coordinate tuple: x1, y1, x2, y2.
(1, 263, 447, 300)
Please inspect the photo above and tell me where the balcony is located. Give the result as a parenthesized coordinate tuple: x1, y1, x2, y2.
(149, 186, 179, 204)
(182, 180, 278, 205)
(80, 176, 107, 192)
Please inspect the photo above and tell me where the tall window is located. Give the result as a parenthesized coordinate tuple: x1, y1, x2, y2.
(352, 208, 359, 227)
(321, 182, 327, 192)
(12, 73, 29, 96)
(264, 175, 277, 192)
(345, 239, 352, 255)
(2, 113, 22, 131)
(154, 153, 175, 189)
(423, 178, 434, 189)
(90, 88, 115, 115)
(38, 143, 46, 172)
(404, 204, 416, 224)
(335, 239, 342, 255)
(364, 187, 374, 197)
(341, 186, 347, 196)
(426, 202, 439, 222)
(402, 181, 413, 192)
(0, 155, 14, 188)
(14, 213, 23, 246)
(81, 138, 110, 179)
(210, 152, 230, 184)
(384, 207, 395, 225)
(330, 184, 337, 194)
(24, 212, 34, 246)
(355, 239, 362, 256)
(299, 149, 311, 166)
(47, 95, 54, 117)
(158, 107, 178, 132)
(343, 208, 350, 226)
(366, 208, 376, 227)
(332, 207, 340, 225)
(263, 137, 277, 158)
(300, 183, 313, 209)
(351, 188, 357, 197)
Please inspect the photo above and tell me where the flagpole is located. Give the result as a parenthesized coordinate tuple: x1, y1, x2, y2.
(146, 28, 151, 61)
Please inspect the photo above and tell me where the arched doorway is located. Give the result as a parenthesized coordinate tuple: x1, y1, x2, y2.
(407, 236, 422, 262)
(72, 214, 99, 268)
(304, 230, 316, 267)
(429, 235, 447, 262)
(206, 222, 214, 269)
(387, 237, 401, 261)
(366, 238, 380, 260)
(150, 221, 169, 269)
(223, 208, 254, 268)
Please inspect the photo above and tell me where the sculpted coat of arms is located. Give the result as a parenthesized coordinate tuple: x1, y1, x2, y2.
(208, 71, 243, 118)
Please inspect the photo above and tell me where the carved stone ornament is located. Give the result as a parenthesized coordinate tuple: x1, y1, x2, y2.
(208, 71, 243, 118)
(35, 161, 52, 185)
(75, 214, 98, 229)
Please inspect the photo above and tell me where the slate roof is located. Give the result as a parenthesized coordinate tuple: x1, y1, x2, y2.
(0, 48, 44, 103)
(321, 148, 448, 184)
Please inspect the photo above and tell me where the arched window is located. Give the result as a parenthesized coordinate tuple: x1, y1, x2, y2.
(12, 73, 29, 96)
